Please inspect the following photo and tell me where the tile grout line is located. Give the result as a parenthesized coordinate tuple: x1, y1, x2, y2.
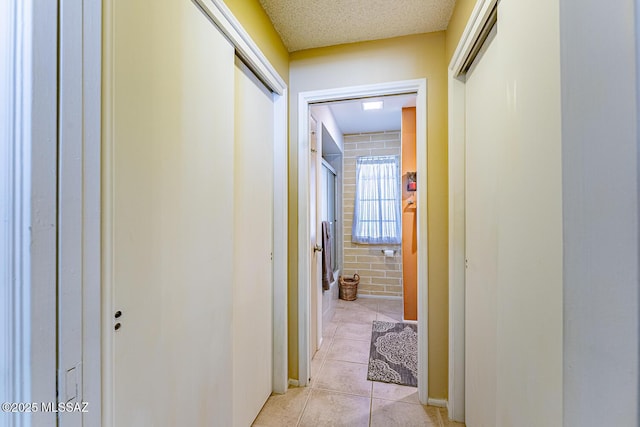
(368, 394, 423, 405)
(298, 322, 335, 427)
(298, 324, 337, 427)
(310, 384, 372, 399)
(294, 386, 313, 427)
(436, 408, 444, 427)
(368, 380, 373, 427)
(371, 305, 377, 427)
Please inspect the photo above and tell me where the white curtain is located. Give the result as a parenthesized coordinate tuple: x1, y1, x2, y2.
(352, 155, 401, 244)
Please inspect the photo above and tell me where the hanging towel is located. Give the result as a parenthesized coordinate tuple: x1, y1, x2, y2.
(321, 221, 334, 291)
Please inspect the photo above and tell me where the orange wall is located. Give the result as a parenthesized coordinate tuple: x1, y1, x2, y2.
(402, 108, 418, 320)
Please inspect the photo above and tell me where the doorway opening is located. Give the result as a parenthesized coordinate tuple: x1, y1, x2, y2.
(297, 79, 430, 403)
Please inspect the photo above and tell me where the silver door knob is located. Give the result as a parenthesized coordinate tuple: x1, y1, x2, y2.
(314, 244, 323, 253)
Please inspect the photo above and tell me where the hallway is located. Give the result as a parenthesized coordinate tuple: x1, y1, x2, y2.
(253, 299, 465, 427)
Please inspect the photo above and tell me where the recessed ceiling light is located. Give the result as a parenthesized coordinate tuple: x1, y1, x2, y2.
(362, 100, 383, 111)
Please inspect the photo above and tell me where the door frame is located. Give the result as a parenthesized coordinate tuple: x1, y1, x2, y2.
(297, 79, 430, 403)
(102, 0, 289, 422)
(447, 0, 499, 422)
(57, 1, 103, 425)
(2, 0, 101, 423)
(1, 0, 59, 421)
(308, 113, 322, 358)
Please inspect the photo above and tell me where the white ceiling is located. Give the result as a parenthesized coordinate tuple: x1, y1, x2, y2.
(312, 93, 416, 135)
(258, 0, 457, 52)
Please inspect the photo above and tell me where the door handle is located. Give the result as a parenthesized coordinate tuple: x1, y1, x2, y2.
(314, 244, 323, 253)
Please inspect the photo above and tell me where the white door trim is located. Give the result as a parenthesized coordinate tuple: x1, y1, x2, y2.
(193, 0, 286, 96)
(297, 79, 429, 403)
(271, 89, 289, 395)
(447, 0, 498, 422)
(1, 0, 58, 423)
(450, 0, 499, 78)
(0, 0, 29, 412)
(1, 0, 36, 415)
(102, 2, 288, 415)
(102, 4, 115, 424)
(58, 0, 102, 425)
(447, 69, 466, 423)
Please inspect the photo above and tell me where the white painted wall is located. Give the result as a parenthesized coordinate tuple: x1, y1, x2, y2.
(560, 0, 639, 425)
(311, 105, 344, 152)
(312, 103, 343, 308)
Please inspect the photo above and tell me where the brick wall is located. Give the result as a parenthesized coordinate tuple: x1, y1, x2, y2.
(342, 131, 403, 297)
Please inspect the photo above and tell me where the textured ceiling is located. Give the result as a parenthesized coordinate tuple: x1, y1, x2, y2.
(258, 0, 457, 52)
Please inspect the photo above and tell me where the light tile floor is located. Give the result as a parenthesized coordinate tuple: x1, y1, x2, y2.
(253, 298, 466, 427)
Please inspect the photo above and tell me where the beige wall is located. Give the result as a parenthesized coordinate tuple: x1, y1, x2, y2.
(342, 132, 403, 298)
(445, 0, 478, 63)
(289, 32, 449, 399)
(223, 0, 289, 82)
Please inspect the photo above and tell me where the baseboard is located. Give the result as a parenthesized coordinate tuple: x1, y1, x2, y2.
(357, 294, 402, 301)
(427, 398, 448, 408)
(288, 378, 299, 387)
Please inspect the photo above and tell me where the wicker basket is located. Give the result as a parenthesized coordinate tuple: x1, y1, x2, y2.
(339, 274, 360, 301)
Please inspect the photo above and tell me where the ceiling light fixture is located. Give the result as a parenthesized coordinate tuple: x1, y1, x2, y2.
(362, 100, 383, 111)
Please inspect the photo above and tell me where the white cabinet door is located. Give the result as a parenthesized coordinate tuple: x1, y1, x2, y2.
(464, 26, 502, 427)
(232, 58, 275, 427)
(110, 1, 235, 425)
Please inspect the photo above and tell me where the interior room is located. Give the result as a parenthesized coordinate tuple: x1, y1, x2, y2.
(281, 94, 431, 423)
(309, 93, 419, 337)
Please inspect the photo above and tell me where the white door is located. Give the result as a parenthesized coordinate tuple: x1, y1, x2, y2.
(309, 115, 322, 373)
(232, 57, 275, 427)
(464, 25, 502, 427)
(314, 127, 324, 354)
(110, 1, 236, 425)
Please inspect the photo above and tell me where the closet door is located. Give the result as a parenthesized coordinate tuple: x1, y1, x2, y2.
(464, 25, 503, 427)
(110, 0, 236, 425)
(232, 58, 275, 427)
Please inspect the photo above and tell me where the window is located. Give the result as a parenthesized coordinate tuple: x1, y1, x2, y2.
(352, 155, 401, 244)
